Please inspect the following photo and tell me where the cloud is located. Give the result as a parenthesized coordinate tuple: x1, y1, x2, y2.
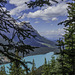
(9, 0, 68, 21)
(19, 13, 27, 19)
(9, 0, 29, 6)
(39, 28, 65, 39)
(52, 17, 58, 21)
(9, 0, 29, 15)
(2, 7, 6, 11)
(35, 21, 39, 23)
(27, 2, 68, 21)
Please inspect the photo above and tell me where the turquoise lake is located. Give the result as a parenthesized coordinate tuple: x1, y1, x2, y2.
(0, 52, 57, 73)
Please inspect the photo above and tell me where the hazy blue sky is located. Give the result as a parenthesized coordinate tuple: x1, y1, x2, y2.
(5, 0, 69, 40)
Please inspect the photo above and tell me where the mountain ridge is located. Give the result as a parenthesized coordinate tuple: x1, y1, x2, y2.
(0, 21, 58, 64)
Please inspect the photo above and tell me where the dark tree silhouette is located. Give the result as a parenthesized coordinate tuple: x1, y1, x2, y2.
(57, 1, 75, 75)
(25, 0, 64, 9)
(0, 0, 36, 73)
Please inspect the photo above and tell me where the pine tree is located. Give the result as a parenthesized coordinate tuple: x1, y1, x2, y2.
(42, 58, 49, 75)
(31, 59, 36, 75)
(9, 61, 26, 75)
(56, 38, 68, 75)
(54, 57, 62, 75)
(9, 50, 26, 75)
(65, 2, 75, 74)
(57, 0, 75, 75)
(49, 56, 56, 75)
(0, 0, 36, 72)
(42, 56, 58, 75)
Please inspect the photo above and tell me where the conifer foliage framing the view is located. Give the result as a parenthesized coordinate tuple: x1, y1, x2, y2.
(0, 0, 75, 75)
(0, 0, 36, 72)
(57, 0, 75, 75)
(25, 0, 60, 9)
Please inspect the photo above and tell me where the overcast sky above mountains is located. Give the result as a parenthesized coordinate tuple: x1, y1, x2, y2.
(5, 0, 69, 40)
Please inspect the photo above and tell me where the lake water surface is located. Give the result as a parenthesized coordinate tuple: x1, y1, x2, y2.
(0, 52, 57, 73)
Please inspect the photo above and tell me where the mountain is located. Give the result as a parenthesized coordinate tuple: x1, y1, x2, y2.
(18, 21, 58, 57)
(16, 21, 56, 48)
(0, 21, 59, 64)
